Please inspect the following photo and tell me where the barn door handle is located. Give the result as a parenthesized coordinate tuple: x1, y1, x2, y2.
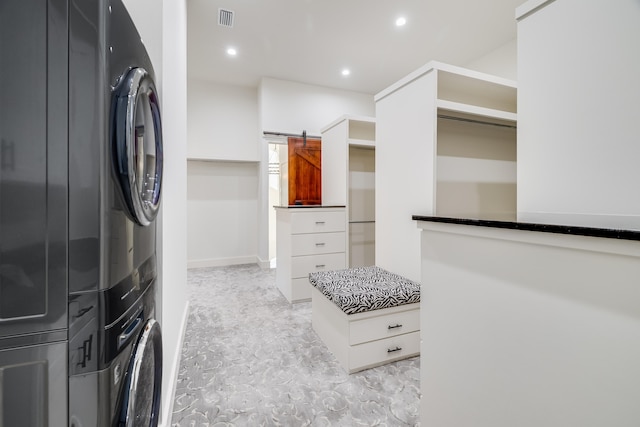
(387, 346, 402, 353)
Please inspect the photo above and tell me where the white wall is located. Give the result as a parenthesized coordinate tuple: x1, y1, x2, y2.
(465, 39, 517, 81)
(188, 80, 259, 161)
(517, 0, 640, 230)
(259, 78, 375, 135)
(121, 1, 189, 426)
(187, 160, 259, 267)
(186, 82, 261, 268)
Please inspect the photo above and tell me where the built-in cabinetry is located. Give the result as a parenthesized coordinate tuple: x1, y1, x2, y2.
(275, 206, 347, 302)
(321, 116, 376, 267)
(415, 217, 640, 426)
(374, 61, 517, 281)
(312, 287, 419, 373)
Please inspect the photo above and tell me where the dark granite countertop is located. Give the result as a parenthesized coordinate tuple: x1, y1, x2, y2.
(274, 205, 346, 209)
(412, 215, 640, 242)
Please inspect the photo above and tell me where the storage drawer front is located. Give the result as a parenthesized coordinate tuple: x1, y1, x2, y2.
(291, 232, 346, 256)
(291, 253, 346, 278)
(349, 331, 420, 371)
(350, 307, 420, 345)
(291, 211, 345, 234)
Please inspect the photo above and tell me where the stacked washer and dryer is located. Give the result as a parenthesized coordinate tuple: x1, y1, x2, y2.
(0, 0, 164, 426)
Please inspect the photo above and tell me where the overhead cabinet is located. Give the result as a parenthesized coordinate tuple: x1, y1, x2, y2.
(375, 61, 517, 281)
(321, 116, 376, 267)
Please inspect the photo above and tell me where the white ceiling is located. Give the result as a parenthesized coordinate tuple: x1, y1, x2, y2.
(187, 0, 525, 95)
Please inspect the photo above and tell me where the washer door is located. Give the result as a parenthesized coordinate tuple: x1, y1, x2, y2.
(113, 67, 163, 226)
(118, 318, 163, 427)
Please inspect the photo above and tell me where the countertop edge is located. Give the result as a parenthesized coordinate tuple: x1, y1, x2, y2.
(412, 215, 640, 241)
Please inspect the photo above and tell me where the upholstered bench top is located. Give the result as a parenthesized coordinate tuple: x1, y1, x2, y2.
(308, 266, 421, 315)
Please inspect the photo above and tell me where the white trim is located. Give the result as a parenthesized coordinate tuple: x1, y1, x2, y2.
(158, 300, 190, 427)
(517, 211, 640, 232)
(516, 0, 556, 21)
(319, 114, 375, 134)
(256, 255, 272, 269)
(416, 220, 640, 258)
(187, 255, 259, 269)
(375, 60, 517, 103)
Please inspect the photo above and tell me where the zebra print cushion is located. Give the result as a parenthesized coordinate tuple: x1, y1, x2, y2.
(308, 266, 420, 315)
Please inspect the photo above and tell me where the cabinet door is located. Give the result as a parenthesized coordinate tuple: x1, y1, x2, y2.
(288, 137, 322, 205)
(0, 0, 68, 336)
(0, 341, 67, 426)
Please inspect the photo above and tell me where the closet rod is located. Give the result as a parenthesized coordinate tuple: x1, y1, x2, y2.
(438, 114, 517, 129)
(263, 131, 322, 139)
(349, 220, 375, 224)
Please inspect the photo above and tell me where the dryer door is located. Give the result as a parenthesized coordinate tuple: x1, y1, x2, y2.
(118, 318, 162, 427)
(113, 68, 163, 226)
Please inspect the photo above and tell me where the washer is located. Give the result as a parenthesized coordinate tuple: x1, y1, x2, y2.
(67, 0, 163, 425)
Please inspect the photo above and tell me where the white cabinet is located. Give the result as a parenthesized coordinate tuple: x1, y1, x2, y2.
(321, 116, 376, 267)
(312, 287, 419, 373)
(275, 207, 346, 302)
(374, 61, 517, 281)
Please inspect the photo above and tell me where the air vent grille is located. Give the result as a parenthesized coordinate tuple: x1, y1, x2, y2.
(218, 8, 234, 28)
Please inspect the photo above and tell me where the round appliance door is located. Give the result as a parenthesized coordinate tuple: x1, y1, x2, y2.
(113, 67, 163, 226)
(118, 318, 163, 427)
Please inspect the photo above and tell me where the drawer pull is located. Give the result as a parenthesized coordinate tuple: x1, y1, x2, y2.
(315, 242, 326, 246)
(387, 346, 402, 353)
(388, 323, 403, 330)
(315, 264, 326, 268)
(315, 221, 326, 225)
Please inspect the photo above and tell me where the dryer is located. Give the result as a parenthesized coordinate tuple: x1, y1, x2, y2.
(67, 0, 163, 425)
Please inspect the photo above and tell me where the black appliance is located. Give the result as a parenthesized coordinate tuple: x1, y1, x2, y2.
(67, 0, 164, 426)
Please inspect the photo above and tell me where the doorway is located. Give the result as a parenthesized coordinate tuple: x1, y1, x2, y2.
(287, 136, 322, 205)
(266, 136, 323, 265)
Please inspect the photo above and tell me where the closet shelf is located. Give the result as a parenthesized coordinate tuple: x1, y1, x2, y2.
(187, 156, 259, 163)
(436, 99, 517, 124)
(347, 138, 375, 148)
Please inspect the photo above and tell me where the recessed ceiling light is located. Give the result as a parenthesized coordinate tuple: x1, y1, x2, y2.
(226, 47, 237, 56)
(396, 17, 407, 27)
(341, 69, 351, 76)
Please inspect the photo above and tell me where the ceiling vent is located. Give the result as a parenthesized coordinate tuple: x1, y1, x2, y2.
(218, 8, 234, 28)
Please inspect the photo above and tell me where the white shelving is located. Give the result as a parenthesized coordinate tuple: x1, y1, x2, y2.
(321, 115, 376, 267)
(375, 61, 517, 281)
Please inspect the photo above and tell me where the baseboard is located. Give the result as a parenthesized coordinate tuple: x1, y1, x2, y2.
(187, 256, 259, 269)
(256, 255, 273, 269)
(158, 300, 190, 427)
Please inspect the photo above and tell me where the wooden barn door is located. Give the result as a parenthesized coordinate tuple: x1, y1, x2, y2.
(288, 136, 321, 205)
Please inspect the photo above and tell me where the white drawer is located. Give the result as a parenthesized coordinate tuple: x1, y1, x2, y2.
(349, 331, 420, 372)
(291, 211, 345, 234)
(291, 277, 313, 301)
(349, 306, 420, 345)
(291, 232, 346, 256)
(291, 253, 346, 278)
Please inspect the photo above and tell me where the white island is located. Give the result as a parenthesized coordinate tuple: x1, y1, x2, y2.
(415, 216, 640, 427)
